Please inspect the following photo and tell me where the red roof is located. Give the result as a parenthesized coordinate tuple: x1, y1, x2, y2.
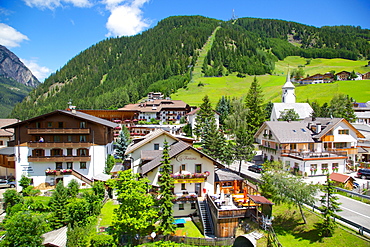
(329, 173, 353, 183)
(248, 195, 274, 205)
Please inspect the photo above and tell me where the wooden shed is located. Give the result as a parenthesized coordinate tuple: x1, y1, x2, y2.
(329, 173, 355, 190)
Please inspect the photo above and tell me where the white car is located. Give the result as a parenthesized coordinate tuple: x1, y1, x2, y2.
(0, 180, 16, 188)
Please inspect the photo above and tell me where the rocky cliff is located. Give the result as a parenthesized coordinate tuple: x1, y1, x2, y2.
(0, 45, 40, 87)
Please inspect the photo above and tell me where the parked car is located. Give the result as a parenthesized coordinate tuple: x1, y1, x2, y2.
(357, 168, 370, 179)
(248, 164, 264, 173)
(0, 180, 16, 188)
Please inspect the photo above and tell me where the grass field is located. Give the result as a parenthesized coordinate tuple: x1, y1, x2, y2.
(262, 203, 370, 247)
(171, 56, 370, 107)
(98, 199, 119, 227)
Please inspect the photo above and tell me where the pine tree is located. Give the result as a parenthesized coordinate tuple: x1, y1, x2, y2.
(245, 76, 265, 135)
(216, 95, 232, 127)
(194, 95, 215, 140)
(49, 181, 69, 229)
(157, 140, 175, 236)
(318, 174, 342, 237)
(114, 125, 131, 160)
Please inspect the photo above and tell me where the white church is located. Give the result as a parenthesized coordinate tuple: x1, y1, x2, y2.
(270, 72, 313, 121)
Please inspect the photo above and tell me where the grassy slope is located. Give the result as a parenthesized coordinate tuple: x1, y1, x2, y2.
(171, 56, 370, 106)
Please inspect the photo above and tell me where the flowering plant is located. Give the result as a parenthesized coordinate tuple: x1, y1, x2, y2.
(60, 169, 72, 173)
(310, 167, 317, 172)
(332, 167, 338, 172)
(170, 171, 211, 179)
(45, 169, 56, 174)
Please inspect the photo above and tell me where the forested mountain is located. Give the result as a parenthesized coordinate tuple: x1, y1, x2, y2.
(0, 45, 39, 117)
(9, 16, 370, 120)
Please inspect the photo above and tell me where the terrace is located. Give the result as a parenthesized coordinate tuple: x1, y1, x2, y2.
(281, 149, 348, 160)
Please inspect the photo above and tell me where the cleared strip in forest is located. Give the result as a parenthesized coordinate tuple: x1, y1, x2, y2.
(191, 25, 221, 82)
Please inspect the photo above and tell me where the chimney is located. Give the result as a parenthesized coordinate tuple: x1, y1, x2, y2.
(69, 105, 76, 114)
(316, 123, 322, 133)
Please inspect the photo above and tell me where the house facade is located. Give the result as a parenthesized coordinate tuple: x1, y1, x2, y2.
(1, 109, 118, 190)
(298, 73, 333, 84)
(254, 118, 364, 175)
(125, 129, 223, 217)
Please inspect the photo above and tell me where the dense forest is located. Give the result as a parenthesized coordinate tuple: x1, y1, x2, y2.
(9, 16, 370, 120)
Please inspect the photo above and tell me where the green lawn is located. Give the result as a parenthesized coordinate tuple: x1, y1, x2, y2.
(265, 203, 370, 247)
(174, 220, 204, 238)
(171, 56, 370, 107)
(98, 199, 119, 227)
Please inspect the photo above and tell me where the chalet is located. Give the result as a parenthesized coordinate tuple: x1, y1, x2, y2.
(119, 99, 190, 124)
(336, 71, 351, 81)
(0, 119, 17, 149)
(363, 72, 370, 80)
(1, 108, 118, 190)
(298, 73, 333, 84)
(124, 129, 272, 238)
(254, 118, 364, 175)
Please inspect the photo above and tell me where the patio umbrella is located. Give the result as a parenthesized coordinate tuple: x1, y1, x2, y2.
(233, 180, 238, 194)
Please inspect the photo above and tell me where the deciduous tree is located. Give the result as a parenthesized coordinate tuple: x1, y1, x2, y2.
(279, 108, 300, 121)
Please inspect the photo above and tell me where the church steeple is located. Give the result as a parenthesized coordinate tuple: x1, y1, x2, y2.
(282, 69, 296, 103)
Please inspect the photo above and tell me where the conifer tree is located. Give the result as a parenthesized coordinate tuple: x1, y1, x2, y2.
(157, 140, 175, 236)
(245, 76, 265, 135)
(216, 95, 232, 127)
(194, 95, 215, 140)
(318, 174, 342, 237)
(49, 181, 69, 229)
(114, 125, 131, 160)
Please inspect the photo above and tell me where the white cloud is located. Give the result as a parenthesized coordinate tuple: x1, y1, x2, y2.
(23, 0, 92, 10)
(0, 23, 29, 48)
(105, 0, 151, 37)
(21, 58, 51, 82)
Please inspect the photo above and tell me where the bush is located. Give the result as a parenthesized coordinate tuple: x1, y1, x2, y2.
(90, 234, 116, 247)
(22, 186, 41, 197)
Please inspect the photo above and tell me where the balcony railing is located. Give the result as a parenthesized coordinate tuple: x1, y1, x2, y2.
(281, 149, 348, 160)
(206, 194, 247, 219)
(28, 142, 92, 148)
(28, 155, 91, 162)
(28, 128, 90, 134)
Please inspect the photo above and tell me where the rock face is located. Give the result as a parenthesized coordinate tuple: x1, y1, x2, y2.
(0, 45, 40, 87)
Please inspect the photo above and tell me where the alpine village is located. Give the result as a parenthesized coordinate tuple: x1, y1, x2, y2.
(1, 15, 370, 247)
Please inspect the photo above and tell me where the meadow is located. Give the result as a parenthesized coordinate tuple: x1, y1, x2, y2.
(171, 56, 370, 106)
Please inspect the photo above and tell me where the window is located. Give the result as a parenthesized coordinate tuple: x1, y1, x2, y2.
(67, 135, 72, 142)
(55, 162, 63, 170)
(339, 129, 349, 135)
(334, 142, 347, 148)
(195, 164, 202, 173)
(181, 183, 186, 190)
(191, 203, 196, 209)
(179, 204, 184, 210)
(36, 122, 41, 128)
(77, 148, 88, 156)
(51, 149, 62, 156)
(67, 148, 73, 156)
(322, 163, 328, 169)
(32, 149, 44, 156)
(0, 140, 3, 145)
(80, 162, 87, 169)
(290, 143, 297, 150)
(67, 162, 73, 169)
(80, 122, 86, 128)
(80, 135, 87, 142)
(54, 136, 61, 142)
(47, 122, 53, 128)
(180, 164, 186, 172)
(58, 122, 63, 128)
(154, 143, 159, 150)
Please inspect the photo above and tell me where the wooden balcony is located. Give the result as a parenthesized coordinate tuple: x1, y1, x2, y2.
(206, 194, 248, 219)
(280, 149, 348, 160)
(28, 155, 91, 162)
(28, 142, 92, 148)
(27, 128, 90, 135)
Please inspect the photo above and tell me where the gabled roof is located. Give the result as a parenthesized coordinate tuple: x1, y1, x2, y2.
(329, 172, 353, 183)
(248, 195, 274, 205)
(255, 121, 314, 143)
(141, 140, 224, 174)
(1, 110, 118, 129)
(0, 119, 17, 136)
(42, 226, 67, 247)
(215, 169, 244, 182)
(125, 129, 179, 154)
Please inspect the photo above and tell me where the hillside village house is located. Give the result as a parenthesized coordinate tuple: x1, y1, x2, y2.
(0, 119, 17, 178)
(254, 118, 364, 176)
(124, 129, 269, 238)
(186, 108, 220, 139)
(298, 73, 333, 84)
(1, 108, 118, 190)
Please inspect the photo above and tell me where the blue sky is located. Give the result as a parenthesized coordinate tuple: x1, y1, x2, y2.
(1, 0, 369, 81)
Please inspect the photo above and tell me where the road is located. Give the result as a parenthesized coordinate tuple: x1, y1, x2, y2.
(228, 160, 370, 234)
